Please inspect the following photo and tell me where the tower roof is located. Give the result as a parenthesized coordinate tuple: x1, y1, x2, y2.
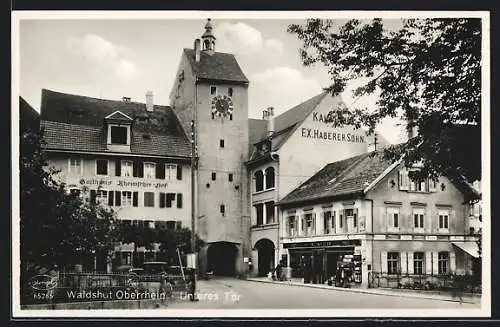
(183, 48, 249, 84)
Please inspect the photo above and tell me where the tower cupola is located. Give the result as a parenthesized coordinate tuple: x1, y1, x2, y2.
(201, 18, 216, 55)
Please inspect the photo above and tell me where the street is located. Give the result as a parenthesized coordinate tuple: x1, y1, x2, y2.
(166, 277, 480, 309)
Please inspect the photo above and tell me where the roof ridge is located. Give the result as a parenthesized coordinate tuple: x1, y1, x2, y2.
(327, 152, 373, 186)
(42, 88, 169, 107)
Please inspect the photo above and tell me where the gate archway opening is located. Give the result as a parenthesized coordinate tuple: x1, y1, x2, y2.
(207, 242, 238, 277)
(254, 238, 275, 277)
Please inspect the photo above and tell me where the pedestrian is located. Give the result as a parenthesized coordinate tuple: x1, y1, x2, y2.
(451, 275, 464, 304)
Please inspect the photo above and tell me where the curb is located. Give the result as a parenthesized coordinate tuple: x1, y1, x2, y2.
(246, 279, 480, 305)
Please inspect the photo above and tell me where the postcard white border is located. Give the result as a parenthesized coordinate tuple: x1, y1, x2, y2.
(11, 10, 491, 319)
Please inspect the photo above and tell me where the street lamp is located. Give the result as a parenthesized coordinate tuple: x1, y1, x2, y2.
(189, 120, 198, 301)
(92, 249, 96, 273)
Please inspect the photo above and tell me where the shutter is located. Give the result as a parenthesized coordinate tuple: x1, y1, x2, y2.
(354, 208, 359, 232)
(450, 251, 456, 273)
(115, 191, 121, 206)
(177, 193, 183, 208)
(380, 252, 388, 274)
(159, 192, 165, 208)
(90, 190, 97, 204)
(408, 252, 414, 274)
(108, 191, 114, 206)
(399, 170, 409, 190)
(115, 159, 121, 176)
(425, 252, 433, 274)
(156, 163, 165, 179)
(400, 252, 407, 274)
(133, 160, 138, 177)
(176, 165, 182, 180)
(429, 179, 437, 192)
(311, 213, 316, 235)
(138, 160, 144, 178)
(432, 251, 439, 275)
(449, 209, 456, 232)
(132, 192, 138, 207)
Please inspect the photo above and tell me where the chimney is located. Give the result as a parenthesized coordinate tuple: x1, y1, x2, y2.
(265, 107, 275, 134)
(146, 91, 154, 112)
(194, 38, 201, 63)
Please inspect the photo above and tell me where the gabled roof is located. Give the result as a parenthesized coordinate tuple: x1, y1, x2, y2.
(39, 89, 191, 158)
(279, 151, 390, 206)
(105, 110, 133, 122)
(183, 49, 249, 84)
(248, 92, 328, 161)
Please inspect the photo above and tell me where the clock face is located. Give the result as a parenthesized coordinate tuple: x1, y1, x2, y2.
(211, 95, 234, 118)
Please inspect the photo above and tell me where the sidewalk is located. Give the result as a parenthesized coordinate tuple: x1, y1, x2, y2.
(247, 277, 482, 304)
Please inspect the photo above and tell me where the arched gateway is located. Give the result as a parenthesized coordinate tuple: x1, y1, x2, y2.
(254, 238, 275, 277)
(207, 242, 238, 277)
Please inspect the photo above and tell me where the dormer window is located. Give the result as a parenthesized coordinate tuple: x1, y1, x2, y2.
(110, 126, 128, 144)
(105, 110, 133, 150)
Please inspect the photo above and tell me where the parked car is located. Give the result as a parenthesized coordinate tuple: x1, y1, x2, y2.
(142, 261, 168, 276)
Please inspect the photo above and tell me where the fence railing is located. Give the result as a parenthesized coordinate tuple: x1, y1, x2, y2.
(22, 272, 187, 305)
(367, 271, 481, 293)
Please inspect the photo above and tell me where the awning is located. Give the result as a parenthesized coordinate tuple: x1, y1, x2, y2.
(452, 241, 480, 258)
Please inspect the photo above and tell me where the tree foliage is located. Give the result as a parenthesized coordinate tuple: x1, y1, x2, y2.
(20, 128, 119, 273)
(288, 18, 481, 183)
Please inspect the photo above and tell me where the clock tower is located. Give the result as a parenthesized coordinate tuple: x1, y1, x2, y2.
(170, 19, 250, 277)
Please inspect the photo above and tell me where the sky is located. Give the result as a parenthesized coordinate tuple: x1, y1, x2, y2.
(18, 16, 407, 144)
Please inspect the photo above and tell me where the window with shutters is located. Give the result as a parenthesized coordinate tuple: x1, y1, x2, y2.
(165, 164, 177, 180)
(166, 193, 175, 208)
(413, 208, 425, 230)
(387, 252, 400, 275)
(144, 162, 155, 179)
(144, 192, 155, 207)
(122, 191, 132, 207)
(122, 161, 133, 177)
(429, 179, 438, 192)
(96, 190, 108, 205)
(438, 252, 450, 274)
(398, 170, 409, 190)
(409, 178, 427, 192)
(413, 252, 425, 275)
(438, 209, 450, 230)
(387, 207, 400, 231)
(96, 159, 108, 175)
(69, 158, 82, 175)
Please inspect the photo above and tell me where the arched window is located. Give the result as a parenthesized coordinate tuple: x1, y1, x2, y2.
(254, 170, 264, 192)
(265, 167, 275, 189)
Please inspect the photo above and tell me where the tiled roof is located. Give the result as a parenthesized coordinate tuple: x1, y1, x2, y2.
(184, 49, 249, 84)
(41, 121, 191, 158)
(279, 151, 392, 206)
(39, 89, 191, 158)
